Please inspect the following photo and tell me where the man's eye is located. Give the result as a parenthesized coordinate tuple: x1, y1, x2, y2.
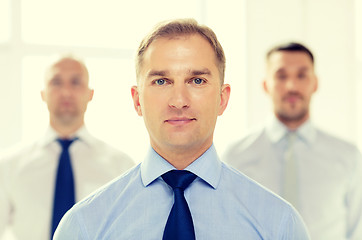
(155, 79, 166, 85)
(298, 74, 306, 79)
(276, 75, 287, 80)
(193, 78, 204, 84)
(50, 78, 61, 86)
(71, 78, 81, 85)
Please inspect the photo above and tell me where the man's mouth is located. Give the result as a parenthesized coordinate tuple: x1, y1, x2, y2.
(286, 96, 299, 103)
(284, 94, 302, 103)
(164, 117, 197, 125)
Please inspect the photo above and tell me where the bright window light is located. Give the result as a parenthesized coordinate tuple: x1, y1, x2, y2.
(21, 0, 204, 49)
(0, 0, 11, 43)
(21, 56, 52, 144)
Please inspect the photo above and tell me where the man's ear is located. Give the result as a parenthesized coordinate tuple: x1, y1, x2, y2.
(41, 90, 46, 102)
(218, 84, 231, 116)
(262, 79, 269, 94)
(313, 75, 318, 93)
(88, 89, 94, 101)
(131, 86, 142, 116)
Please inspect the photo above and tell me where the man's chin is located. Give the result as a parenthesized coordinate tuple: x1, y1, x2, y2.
(164, 136, 199, 149)
(277, 111, 307, 123)
(56, 114, 79, 125)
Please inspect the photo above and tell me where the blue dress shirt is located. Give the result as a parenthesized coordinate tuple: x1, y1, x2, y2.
(54, 145, 310, 239)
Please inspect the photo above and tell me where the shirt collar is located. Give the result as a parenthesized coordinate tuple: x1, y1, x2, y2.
(265, 115, 317, 145)
(265, 116, 288, 143)
(75, 126, 96, 146)
(141, 144, 222, 189)
(297, 120, 317, 145)
(37, 127, 58, 147)
(37, 125, 94, 147)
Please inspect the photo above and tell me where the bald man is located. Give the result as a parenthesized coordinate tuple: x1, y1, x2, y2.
(0, 56, 134, 240)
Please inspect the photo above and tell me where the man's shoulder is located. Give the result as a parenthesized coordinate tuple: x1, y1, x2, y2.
(53, 163, 143, 238)
(222, 128, 267, 163)
(0, 141, 39, 165)
(81, 135, 135, 167)
(74, 163, 141, 210)
(315, 128, 359, 151)
(219, 162, 307, 234)
(221, 161, 281, 201)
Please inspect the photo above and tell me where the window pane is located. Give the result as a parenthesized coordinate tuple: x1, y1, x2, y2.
(21, 56, 51, 144)
(0, 0, 11, 43)
(0, 54, 21, 150)
(356, 0, 362, 151)
(22, 0, 204, 49)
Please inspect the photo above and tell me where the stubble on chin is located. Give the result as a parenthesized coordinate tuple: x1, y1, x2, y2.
(55, 110, 80, 126)
(276, 105, 308, 124)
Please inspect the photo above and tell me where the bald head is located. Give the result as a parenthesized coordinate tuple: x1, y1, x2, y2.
(41, 55, 93, 137)
(44, 56, 90, 87)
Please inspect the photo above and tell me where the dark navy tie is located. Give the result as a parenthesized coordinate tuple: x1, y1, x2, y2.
(162, 170, 197, 240)
(51, 138, 77, 238)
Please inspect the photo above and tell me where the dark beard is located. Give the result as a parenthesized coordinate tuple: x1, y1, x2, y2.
(277, 108, 308, 123)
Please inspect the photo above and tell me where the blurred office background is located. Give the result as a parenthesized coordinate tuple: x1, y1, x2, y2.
(0, 0, 361, 163)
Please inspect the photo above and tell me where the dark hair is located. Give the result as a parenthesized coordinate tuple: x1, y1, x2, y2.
(266, 42, 314, 64)
(136, 18, 225, 84)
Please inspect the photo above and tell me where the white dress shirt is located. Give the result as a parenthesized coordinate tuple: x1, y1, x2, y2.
(223, 117, 362, 240)
(0, 126, 134, 240)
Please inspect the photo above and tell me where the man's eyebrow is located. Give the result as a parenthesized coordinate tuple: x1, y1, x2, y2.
(275, 68, 286, 74)
(49, 74, 61, 80)
(146, 68, 212, 78)
(275, 66, 310, 74)
(298, 66, 310, 72)
(190, 68, 212, 76)
(146, 70, 169, 78)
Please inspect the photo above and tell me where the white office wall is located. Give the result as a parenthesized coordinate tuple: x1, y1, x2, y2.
(205, 1, 248, 154)
(0, 53, 22, 148)
(306, 0, 357, 143)
(356, 0, 362, 150)
(0, 0, 361, 162)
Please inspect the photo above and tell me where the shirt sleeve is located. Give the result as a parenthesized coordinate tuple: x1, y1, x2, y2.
(346, 148, 362, 240)
(0, 188, 10, 236)
(53, 209, 86, 240)
(279, 207, 311, 240)
(0, 158, 11, 236)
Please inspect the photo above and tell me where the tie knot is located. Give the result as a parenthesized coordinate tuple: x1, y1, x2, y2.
(57, 138, 77, 150)
(162, 170, 197, 191)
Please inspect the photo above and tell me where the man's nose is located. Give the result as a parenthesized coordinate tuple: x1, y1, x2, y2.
(285, 78, 298, 91)
(59, 84, 73, 96)
(168, 84, 190, 109)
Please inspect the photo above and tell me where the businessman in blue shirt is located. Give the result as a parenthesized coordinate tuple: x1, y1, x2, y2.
(54, 18, 310, 240)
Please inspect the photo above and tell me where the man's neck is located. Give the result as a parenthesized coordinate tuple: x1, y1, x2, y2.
(50, 121, 84, 139)
(152, 142, 212, 170)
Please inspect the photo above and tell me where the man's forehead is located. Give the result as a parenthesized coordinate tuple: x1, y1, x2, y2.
(268, 51, 313, 71)
(48, 59, 88, 77)
(269, 51, 312, 64)
(45, 58, 88, 84)
(52, 59, 83, 71)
